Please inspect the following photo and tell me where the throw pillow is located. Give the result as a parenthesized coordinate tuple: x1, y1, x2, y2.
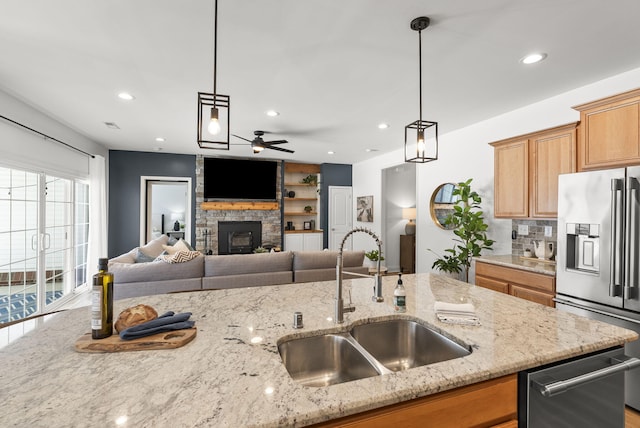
(162, 238, 190, 255)
(158, 250, 201, 264)
(134, 248, 156, 263)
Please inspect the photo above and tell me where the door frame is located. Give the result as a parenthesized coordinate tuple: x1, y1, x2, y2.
(139, 176, 192, 245)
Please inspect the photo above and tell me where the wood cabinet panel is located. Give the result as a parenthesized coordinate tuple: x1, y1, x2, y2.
(400, 235, 415, 274)
(475, 275, 509, 294)
(511, 284, 555, 307)
(530, 126, 576, 217)
(492, 139, 528, 218)
(475, 261, 555, 307)
(490, 122, 577, 218)
(315, 374, 517, 428)
(573, 88, 640, 171)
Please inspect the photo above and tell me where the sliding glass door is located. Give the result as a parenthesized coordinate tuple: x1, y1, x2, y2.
(0, 166, 88, 324)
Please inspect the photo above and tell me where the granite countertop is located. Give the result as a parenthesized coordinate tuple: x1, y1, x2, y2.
(475, 254, 556, 276)
(1, 273, 635, 427)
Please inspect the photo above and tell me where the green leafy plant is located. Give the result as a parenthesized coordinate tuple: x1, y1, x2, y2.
(364, 249, 385, 262)
(304, 205, 313, 213)
(253, 246, 269, 253)
(301, 174, 317, 185)
(430, 178, 494, 282)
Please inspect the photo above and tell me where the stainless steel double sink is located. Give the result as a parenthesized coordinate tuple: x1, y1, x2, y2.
(278, 318, 471, 387)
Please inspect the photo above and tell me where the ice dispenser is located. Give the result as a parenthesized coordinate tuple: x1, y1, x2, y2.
(565, 223, 600, 273)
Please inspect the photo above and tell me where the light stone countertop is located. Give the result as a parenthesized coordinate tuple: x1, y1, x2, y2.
(1, 273, 636, 427)
(475, 254, 557, 276)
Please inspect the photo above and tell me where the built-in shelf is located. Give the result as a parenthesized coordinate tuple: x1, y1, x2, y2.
(284, 229, 323, 234)
(284, 212, 317, 216)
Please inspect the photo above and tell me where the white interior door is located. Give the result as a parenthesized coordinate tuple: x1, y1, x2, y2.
(328, 186, 352, 250)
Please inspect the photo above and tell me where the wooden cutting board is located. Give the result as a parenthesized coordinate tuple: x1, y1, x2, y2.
(74, 328, 197, 353)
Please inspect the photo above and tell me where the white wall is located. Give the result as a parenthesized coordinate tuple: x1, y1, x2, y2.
(353, 66, 640, 282)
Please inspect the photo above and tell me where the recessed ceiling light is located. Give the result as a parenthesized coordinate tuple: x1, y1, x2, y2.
(266, 110, 279, 117)
(117, 92, 135, 101)
(155, 137, 165, 142)
(378, 123, 389, 129)
(328, 151, 335, 155)
(520, 53, 547, 64)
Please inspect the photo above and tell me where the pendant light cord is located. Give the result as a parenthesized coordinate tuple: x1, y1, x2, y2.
(418, 28, 423, 126)
(213, 0, 218, 95)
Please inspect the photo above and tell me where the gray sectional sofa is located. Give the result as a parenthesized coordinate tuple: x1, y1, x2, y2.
(108, 236, 368, 300)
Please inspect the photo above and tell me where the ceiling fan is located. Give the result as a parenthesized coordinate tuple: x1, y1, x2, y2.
(231, 130, 294, 154)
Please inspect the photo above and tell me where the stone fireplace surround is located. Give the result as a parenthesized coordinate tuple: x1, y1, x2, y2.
(195, 155, 282, 254)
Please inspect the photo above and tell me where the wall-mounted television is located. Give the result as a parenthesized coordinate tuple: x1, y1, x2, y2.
(203, 157, 279, 201)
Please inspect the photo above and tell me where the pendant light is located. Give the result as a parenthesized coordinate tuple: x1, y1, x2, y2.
(405, 16, 438, 163)
(197, 0, 230, 149)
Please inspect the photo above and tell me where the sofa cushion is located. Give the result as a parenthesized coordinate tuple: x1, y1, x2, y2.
(110, 254, 204, 284)
(140, 234, 170, 258)
(203, 272, 293, 290)
(204, 251, 293, 277)
(292, 250, 365, 270)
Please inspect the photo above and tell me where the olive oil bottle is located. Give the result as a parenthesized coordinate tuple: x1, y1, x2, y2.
(91, 258, 113, 339)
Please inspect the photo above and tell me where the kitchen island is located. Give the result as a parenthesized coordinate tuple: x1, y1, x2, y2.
(1, 273, 637, 427)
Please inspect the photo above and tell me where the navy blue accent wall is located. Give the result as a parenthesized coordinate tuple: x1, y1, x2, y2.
(320, 163, 352, 248)
(108, 150, 196, 258)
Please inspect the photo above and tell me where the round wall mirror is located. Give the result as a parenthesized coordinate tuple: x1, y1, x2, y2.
(430, 183, 458, 230)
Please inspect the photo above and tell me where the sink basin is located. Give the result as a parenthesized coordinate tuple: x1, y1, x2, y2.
(278, 333, 380, 387)
(350, 319, 471, 372)
(278, 318, 472, 386)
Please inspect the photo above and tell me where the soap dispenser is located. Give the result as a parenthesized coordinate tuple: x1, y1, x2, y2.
(394, 274, 406, 313)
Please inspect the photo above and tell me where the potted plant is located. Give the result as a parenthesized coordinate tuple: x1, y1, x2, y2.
(304, 205, 313, 213)
(430, 178, 494, 282)
(253, 246, 269, 254)
(301, 174, 318, 185)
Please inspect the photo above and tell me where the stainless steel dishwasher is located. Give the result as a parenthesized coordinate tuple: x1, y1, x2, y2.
(519, 347, 640, 427)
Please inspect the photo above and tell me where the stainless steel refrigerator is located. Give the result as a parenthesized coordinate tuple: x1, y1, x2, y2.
(556, 166, 640, 411)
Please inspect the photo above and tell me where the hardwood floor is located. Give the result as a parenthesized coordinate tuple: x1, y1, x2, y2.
(626, 406, 640, 428)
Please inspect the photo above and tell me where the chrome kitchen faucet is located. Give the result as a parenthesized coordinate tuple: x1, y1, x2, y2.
(335, 227, 384, 323)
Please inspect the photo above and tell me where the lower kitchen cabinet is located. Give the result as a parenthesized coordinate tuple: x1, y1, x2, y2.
(284, 232, 323, 251)
(475, 261, 555, 308)
(315, 374, 517, 427)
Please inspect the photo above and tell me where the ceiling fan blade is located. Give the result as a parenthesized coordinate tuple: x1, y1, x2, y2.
(231, 134, 253, 144)
(266, 146, 295, 154)
(264, 140, 288, 145)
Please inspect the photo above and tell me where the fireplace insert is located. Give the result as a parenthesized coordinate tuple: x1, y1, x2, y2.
(218, 221, 262, 254)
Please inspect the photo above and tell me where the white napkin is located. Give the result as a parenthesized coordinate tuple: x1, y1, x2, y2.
(434, 301, 480, 326)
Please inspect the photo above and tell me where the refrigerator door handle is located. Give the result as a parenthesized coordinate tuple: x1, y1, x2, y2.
(626, 177, 639, 299)
(611, 178, 625, 297)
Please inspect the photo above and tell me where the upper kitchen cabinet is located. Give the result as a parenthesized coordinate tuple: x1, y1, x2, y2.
(491, 138, 529, 218)
(490, 123, 577, 218)
(573, 88, 640, 171)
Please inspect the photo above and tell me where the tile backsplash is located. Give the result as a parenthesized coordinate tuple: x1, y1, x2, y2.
(511, 219, 557, 259)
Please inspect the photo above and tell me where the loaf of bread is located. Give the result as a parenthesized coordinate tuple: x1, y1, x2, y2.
(115, 304, 158, 333)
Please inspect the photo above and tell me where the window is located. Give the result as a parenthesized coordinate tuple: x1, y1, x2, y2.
(0, 166, 89, 324)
